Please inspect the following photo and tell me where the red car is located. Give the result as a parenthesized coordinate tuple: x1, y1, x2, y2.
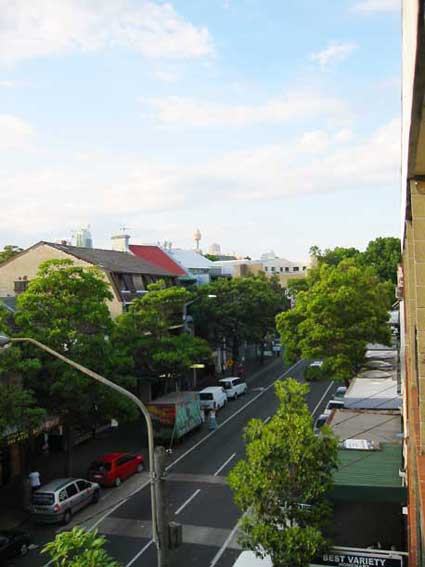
(88, 452, 144, 487)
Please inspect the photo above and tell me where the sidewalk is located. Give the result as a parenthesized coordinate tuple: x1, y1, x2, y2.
(0, 354, 283, 530)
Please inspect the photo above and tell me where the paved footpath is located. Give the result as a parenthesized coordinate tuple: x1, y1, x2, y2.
(10, 358, 336, 567)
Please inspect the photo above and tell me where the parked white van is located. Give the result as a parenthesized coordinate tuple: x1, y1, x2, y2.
(219, 377, 248, 400)
(199, 387, 227, 410)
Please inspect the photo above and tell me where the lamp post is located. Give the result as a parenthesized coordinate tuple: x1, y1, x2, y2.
(0, 335, 168, 567)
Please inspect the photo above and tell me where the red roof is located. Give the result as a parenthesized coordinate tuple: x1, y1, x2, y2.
(129, 245, 187, 277)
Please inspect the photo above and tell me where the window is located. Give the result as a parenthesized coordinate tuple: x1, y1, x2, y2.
(302, 266, 307, 271)
(32, 492, 54, 505)
(14, 280, 28, 293)
(231, 378, 240, 387)
(59, 489, 67, 502)
(264, 266, 268, 272)
(271, 267, 275, 272)
(200, 393, 213, 400)
(285, 267, 289, 273)
(117, 455, 132, 466)
(122, 274, 135, 291)
(90, 460, 111, 472)
(65, 483, 78, 498)
(76, 480, 90, 491)
(293, 266, 299, 272)
(133, 275, 144, 291)
(280, 267, 283, 272)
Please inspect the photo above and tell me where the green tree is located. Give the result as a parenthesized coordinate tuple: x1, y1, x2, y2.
(0, 305, 46, 473)
(193, 275, 287, 368)
(363, 236, 401, 285)
(203, 253, 219, 261)
(0, 383, 45, 439)
(276, 259, 392, 383)
(228, 379, 338, 567)
(15, 259, 137, 474)
(42, 527, 121, 567)
(310, 245, 361, 267)
(113, 282, 211, 392)
(0, 244, 22, 264)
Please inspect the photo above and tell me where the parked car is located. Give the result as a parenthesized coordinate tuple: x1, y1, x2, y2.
(326, 399, 345, 411)
(88, 452, 144, 487)
(31, 478, 100, 525)
(219, 377, 248, 400)
(199, 387, 227, 411)
(314, 413, 330, 433)
(0, 529, 31, 562)
(309, 360, 323, 368)
(334, 386, 347, 399)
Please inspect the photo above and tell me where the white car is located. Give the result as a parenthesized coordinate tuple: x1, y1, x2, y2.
(309, 360, 323, 368)
(199, 387, 227, 411)
(219, 377, 248, 400)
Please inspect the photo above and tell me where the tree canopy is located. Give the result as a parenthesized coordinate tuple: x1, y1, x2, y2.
(310, 237, 401, 286)
(276, 259, 392, 382)
(112, 281, 211, 392)
(0, 244, 22, 265)
(14, 259, 137, 473)
(228, 379, 338, 567)
(42, 527, 121, 567)
(363, 236, 401, 285)
(192, 275, 288, 364)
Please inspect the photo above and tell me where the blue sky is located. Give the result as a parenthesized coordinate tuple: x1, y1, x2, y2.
(0, 0, 401, 260)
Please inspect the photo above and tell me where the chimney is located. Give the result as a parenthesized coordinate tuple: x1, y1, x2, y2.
(111, 233, 130, 253)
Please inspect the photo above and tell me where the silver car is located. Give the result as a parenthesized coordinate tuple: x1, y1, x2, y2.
(31, 478, 100, 524)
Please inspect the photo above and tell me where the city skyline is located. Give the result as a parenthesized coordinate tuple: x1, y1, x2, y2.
(0, 0, 401, 259)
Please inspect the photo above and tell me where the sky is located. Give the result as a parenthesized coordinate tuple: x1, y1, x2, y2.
(0, 0, 401, 261)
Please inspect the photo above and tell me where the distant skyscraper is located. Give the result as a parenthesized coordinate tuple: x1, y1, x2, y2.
(75, 226, 93, 248)
(209, 243, 221, 255)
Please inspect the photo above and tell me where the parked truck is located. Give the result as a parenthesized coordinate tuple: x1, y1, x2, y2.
(146, 392, 203, 443)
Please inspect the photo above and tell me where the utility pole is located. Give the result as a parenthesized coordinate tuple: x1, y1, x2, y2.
(154, 446, 169, 567)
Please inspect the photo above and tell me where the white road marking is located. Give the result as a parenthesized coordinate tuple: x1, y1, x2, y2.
(311, 382, 335, 417)
(214, 453, 236, 476)
(125, 539, 154, 567)
(175, 488, 201, 515)
(166, 359, 305, 473)
(209, 512, 246, 567)
(264, 416, 271, 423)
(47, 359, 304, 567)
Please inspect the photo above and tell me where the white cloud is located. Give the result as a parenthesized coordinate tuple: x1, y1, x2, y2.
(0, 80, 19, 88)
(310, 41, 358, 69)
(0, 114, 34, 149)
(299, 131, 330, 153)
(334, 128, 353, 142)
(153, 69, 181, 83)
(141, 92, 348, 128)
(352, 0, 400, 12)
(0, 0, 214, 65)
(0, 118, 400, 239)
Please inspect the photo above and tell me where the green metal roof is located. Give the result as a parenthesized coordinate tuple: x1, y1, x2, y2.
(330, 443, 406, 503)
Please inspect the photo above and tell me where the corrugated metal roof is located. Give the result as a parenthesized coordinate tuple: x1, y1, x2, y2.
(167, 249, 215, 270)
(129, 245, 187, 276)
(344, 378, 401, 410)
(329, 410, 401, 444)
(45, 242, 175, 276)
(334, 443, 403, 489)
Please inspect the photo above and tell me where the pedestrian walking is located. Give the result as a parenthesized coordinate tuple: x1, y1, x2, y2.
(28, 470, 41, 493)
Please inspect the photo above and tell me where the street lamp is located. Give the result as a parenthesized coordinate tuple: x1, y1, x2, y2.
(182, 294, 216, 333)
(0, 334, 168, 567)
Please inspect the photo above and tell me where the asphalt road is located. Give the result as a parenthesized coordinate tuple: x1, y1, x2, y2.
(11, 359, 336, 567)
